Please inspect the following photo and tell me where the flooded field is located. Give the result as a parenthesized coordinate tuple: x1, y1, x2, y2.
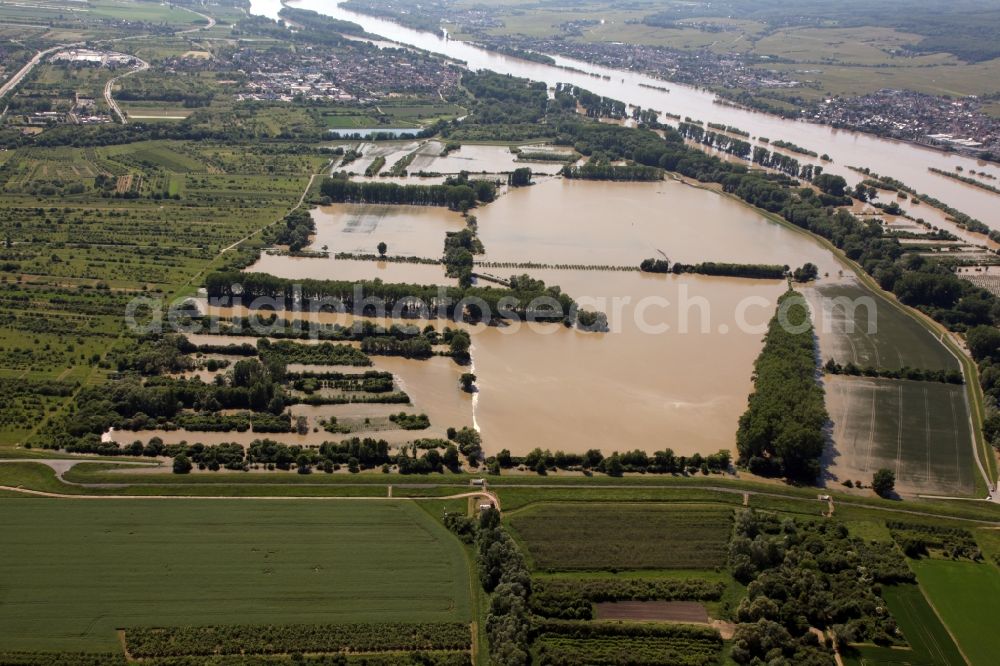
(470, 270, 790, 456)
(227, 171, 972, 467)
(475, 178, 842, 272)
(332, 141, 419, 176)
(249, 255, 454, 285)
(407, 141, 566, 176)
(245, 202, 463, 283)
(307, 203, 466, 258)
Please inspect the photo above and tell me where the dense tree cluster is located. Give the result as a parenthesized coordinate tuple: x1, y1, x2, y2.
(319, 174, 494, 212)
(461, 71, 549, 125)
(729, 510, 914, 664)
(887, 521, 983, 560)
(736, 291, 827, 482)
(507, 167, 532, 187)
(475, 509, 532, 666)
(110, 334, 194, 376)
(257, 339, 371, 366)
(639, 257, 800, 280)
(206, 271, 578, 325)
(271, 209, 315, 252)
(443, 225, 484, 288)
(678, 122, 752, 160)
(88, 436, 465, 475)
(492, 446, 732, 477)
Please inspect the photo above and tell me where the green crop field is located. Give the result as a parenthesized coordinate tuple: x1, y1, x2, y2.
(846, 584, 966, 665)
(824, 375, 975, 496)
(912, 559, 1000, 666)
(507, 503, 732, 571)
(806, 282, 959, 372)
(0, 499, 471, 651)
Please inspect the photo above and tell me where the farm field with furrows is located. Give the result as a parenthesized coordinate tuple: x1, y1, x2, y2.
(824, 375, 975, 495)
(911, 559, 1000, 666)
(805, 281, 959, 372)
(845, 583, 965, 666)
(507, 503, 733, 571)
(0, 499, 471, 652)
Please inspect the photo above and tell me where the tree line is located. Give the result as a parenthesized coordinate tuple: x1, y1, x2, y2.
(205, 271, 580, 325)
(641, 259, 788, 280)
(824, 358, 963, 384)
(736, 291, 827, 482)
(562, 164, 662, 181)
(319, 173, 497, 212)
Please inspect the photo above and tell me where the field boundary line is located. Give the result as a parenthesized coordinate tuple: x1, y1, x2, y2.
(915, 581, 972, 666)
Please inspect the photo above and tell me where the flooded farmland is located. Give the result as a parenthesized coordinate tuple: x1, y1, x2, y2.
(469, 270, 789, 456)
(475, 178, 842, 271)
(307, 203, 465, 258)
(231, 176, 876, 457)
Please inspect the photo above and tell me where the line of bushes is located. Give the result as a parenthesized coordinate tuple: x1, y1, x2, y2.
(124, 622, 470, 658)
(823, 359, 963, 384)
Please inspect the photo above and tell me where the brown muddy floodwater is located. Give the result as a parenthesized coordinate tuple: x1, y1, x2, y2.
(229, 178, 858, 457)
(249, 255, 455, 285)
(246, 202, 463, 284)
(470, 270, 792, 456)
(475, 178, 843, 273)
(308, 203, 466, 258)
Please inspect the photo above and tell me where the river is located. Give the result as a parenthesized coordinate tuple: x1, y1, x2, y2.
(249, 0, 1000, 228)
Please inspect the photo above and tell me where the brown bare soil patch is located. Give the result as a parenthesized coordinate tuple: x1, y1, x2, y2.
(595, 601, 709, 623)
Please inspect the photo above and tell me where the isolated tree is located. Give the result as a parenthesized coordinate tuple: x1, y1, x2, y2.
(377, 241, 387, 257)
(872, 468, 895, 498)
(172, 453, 192, 475)
(460, 372, 477, 392)
(449, 330, 471, 361)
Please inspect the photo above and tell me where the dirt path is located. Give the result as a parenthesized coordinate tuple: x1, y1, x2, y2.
(0, 480, 503, 508)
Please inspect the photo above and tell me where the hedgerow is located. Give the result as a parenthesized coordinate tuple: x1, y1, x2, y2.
(124, 622, 470, 658)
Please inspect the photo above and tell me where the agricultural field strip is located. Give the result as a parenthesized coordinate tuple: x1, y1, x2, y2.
(827, 377, 972, 495)
(0, 499, 471, 652)
(4, 465, 999, 525)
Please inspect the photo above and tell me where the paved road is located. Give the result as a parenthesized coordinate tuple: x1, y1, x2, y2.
(177, 7, 217, 34)
(0, 45, 73, 99)
(104, 57, 149, 124)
